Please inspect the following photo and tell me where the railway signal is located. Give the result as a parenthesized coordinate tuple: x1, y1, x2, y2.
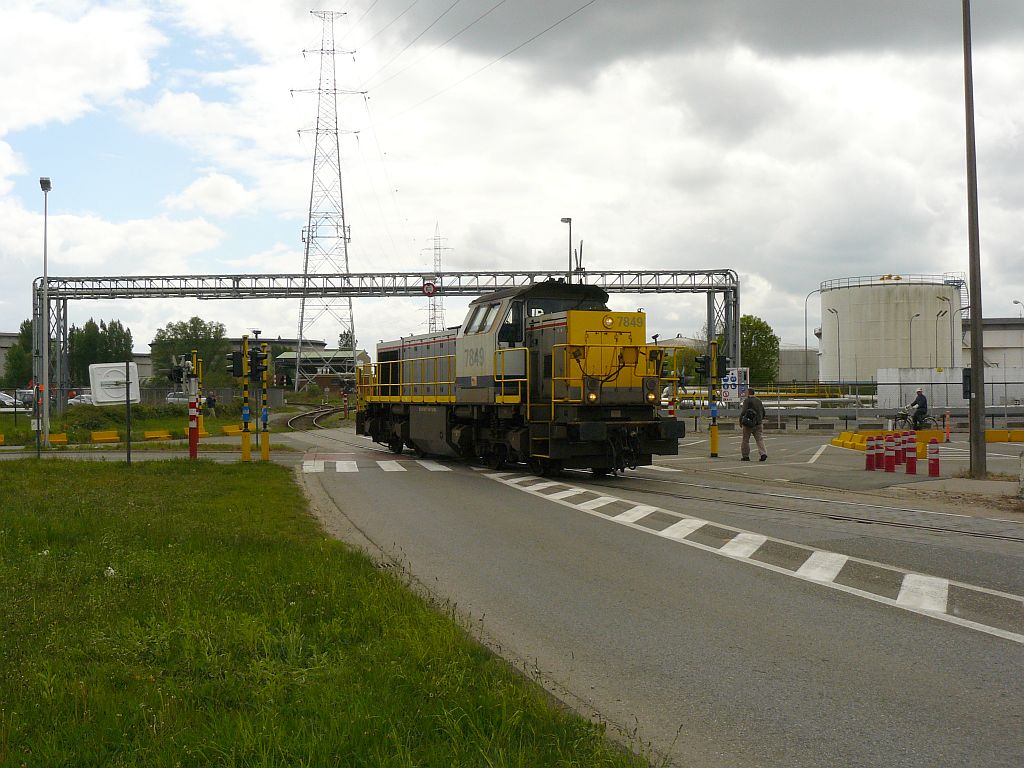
(226, 351, 243, 378)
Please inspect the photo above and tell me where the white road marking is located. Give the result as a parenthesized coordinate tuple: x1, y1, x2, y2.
(658, 518, 706, 541)
(796, 551, 848, 583)
(505, 475, 539, 484)
(547, 487, 588, 500)
(807, 445, 828, 464)
(416, 460, 452, 472)
(525, 481, 563, 492)
(486, 472, 1024, 644)
(897, 574, 950, 613)
(302, 460, 324, 473)
(377, 461, 406, 472)
(645, 465, 682, 473)
(719, 532, 767, 558)
(577, 496, 618, 511)
(614, 504, 659, 523)
(334, 461, 358, 472)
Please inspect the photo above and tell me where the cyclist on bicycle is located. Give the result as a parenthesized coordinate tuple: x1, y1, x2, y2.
(907, 387, 928, 429)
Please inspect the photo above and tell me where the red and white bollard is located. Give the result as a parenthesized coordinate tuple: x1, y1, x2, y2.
(905, 436, 917, 475)
(343, 392, 349, 419)
(188, 396, 198, 460)
(668, 397, 676, 419)
(884, 433, 896, 472)
(895, 431, 906, 465)
(865, 436, 876, 470)
(928, 438, 940, 477)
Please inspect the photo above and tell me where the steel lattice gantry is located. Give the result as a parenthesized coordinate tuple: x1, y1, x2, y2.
(32, 269, 740, 405)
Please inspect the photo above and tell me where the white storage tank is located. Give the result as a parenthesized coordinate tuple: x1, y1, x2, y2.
(817, 274, 965, 382)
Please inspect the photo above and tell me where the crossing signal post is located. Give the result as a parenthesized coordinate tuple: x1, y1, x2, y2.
(256, 342, 270, 461)
(709, 341, 720, 458)
(241, 335, 251, 462)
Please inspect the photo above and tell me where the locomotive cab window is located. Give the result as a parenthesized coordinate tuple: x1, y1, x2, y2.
(498, 301, 523, 345)
(527, 296, 606, 317)
(468, 302, 501, 334)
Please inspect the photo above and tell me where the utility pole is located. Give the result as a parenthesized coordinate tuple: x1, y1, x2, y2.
(426, 223, 450, 332)
(962, 0, 986, 477)
(295, 10, 359, 393)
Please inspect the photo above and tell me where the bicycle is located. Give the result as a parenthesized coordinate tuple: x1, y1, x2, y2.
(892, 406, 939, 430)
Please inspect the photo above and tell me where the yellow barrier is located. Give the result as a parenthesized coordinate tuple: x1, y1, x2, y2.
(985, 429, 1010, 443)
(222, 425, 242, 436)
(1009, 430, 1024, 443)
(0, 434, 4, 446)
(144, 430, 172, 440)
(49, 433, 67, 445)
(91, 430, 120, 444)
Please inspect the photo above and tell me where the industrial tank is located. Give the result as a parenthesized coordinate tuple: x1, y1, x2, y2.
(817, 274, 964, 382)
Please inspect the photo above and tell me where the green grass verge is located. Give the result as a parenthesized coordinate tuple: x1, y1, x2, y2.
(0, 461, 644, 767)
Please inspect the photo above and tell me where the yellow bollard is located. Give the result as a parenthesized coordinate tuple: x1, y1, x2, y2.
(710, 423, 719, 458)
(260, 430, 269, 461)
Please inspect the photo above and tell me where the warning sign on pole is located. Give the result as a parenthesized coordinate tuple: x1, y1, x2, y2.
(721, 368, 750, 404)
(422, 281, 437, 297)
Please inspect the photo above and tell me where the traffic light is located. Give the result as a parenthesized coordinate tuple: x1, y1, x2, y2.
(227, 351, 243, 378)
(716, 356, 730, 379)
(249, 348, 268, 380)
(694, 355, 709, 377)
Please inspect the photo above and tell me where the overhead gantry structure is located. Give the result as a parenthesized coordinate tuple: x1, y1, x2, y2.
(32, 269, 740, 408)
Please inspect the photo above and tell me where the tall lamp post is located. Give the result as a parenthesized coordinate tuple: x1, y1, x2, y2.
(1013, 299, 1023, 317)
(934, 309, 948, 367)
(560, 217, 572, 283)
(826, 307, 840, 384)
(39, 176, 51, 448)
(908, 312, 921, 368)
(803, 288, 821, 382)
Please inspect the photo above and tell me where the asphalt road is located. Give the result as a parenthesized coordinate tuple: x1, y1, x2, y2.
(289, 426, 1024, 768)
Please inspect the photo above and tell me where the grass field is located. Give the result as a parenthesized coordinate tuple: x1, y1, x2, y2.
(0, 460, 644, 767)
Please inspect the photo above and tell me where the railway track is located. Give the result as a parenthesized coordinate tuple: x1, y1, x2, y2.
(286, 406, 344, 431)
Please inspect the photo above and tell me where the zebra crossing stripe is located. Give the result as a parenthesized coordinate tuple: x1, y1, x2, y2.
(416, 460, 452, 472)
(377, 461, 406, 472)
(302, 460, 325, 473)
(335, 461, 358, 472)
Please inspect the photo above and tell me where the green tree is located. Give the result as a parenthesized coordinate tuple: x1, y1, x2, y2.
(739, 314, 780, 384)
(337, 330, 356, 349)
(68, 318, 134, 384)
(2, 319, 33, 387)
(150, 317, 231, 385)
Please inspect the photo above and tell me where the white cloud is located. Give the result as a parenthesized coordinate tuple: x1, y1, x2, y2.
(163, 172, 252, 217)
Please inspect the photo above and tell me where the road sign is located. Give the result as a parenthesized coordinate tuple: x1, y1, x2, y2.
(89, 362, 140, 406)
(422, 281, 437, 297)
(721, 367, 750, 404)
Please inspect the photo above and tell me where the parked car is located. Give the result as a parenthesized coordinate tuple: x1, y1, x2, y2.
(67, 394, 95, 406)
(165, 392, 191, 405)
(0, 392, 20, 408)
(16, 389, 35, 407)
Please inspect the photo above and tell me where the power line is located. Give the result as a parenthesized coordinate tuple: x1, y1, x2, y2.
(366, 0, 510, 91)
(358, 0, 422, 48)
(384, 0, 602, 121)
(360, 0, 464, 88)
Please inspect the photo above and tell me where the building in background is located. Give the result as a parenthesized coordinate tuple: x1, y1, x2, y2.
(815, 274, 966, 383)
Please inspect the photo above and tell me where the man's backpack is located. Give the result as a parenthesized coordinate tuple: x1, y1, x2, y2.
(740, 409, 758, 428)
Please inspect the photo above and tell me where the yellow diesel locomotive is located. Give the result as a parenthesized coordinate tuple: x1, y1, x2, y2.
(356, 280, 684, 474)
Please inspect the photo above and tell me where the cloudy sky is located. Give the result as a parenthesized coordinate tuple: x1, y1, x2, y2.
(1, 0, 1022, 358)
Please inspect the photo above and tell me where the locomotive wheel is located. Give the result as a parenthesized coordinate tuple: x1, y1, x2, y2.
(487, 445, 507, 471)
(530, 458, 562, 477)
(387, 436, 404, 454)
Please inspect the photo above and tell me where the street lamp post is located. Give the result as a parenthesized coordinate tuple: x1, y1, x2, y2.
(935, 309, 948, 367)
(560, 217, 572, 283)
(908, 312, 921, 368)
(804, 288, 821, 382)
(936, 296, 953, 366)
(1013, 299, 1023, 317)
(827, 307, 840, 384)
(39, 176, 51, 448)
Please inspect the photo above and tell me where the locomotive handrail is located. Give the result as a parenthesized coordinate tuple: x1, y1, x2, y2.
(551, 343, 663, 405)
(357, 354, 456, 403)
(494, 347, 530, 406)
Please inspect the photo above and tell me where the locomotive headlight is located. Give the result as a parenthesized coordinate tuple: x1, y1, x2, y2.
(587, 391, 599, 402)
(602, 315, 614, 328)
(646, 391, 657, 402)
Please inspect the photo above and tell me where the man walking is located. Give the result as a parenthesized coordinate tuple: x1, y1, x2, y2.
(739, 387, 767, 462)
